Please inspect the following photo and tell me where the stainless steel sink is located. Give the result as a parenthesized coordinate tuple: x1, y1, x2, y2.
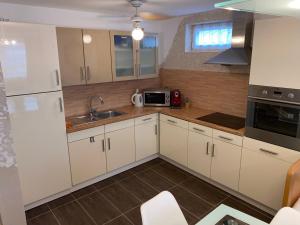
(70, 110, 126, 126)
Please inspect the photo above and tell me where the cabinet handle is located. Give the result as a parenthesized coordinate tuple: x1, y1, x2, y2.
(142, 118, 152, 122)
(212, 144, 215, 157)
(259, 148, 278, 155)
(193, 127, 205, 133)
(155, 124, 158, 135)
(218, 135, 233, 142)
(59, 97, 63, 113)
(139, 64, 141, 76)
(102, 139, 105, 152)
(80, 67, 85, 81)
(107, 138, 111, 150)
(90, 137, 95, 143)
(206, 142, 209, 155)
(167, 119, 177, 124)
(135, 64, 139, 76)
(55, 70, 60, 86)
(86, 66, 91, 80)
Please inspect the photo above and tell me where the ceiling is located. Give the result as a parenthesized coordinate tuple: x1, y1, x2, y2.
(0, 0, 222, 18)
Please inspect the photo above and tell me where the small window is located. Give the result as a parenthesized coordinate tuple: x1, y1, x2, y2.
(192, 21, 233, 51)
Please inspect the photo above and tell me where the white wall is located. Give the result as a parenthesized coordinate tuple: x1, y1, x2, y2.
(0, 2, 182, 65)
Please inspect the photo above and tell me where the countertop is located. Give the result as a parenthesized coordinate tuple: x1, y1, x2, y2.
(66, 105, 245, 136)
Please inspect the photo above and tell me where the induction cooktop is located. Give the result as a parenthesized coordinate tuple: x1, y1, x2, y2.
(197, 112, 245, 130)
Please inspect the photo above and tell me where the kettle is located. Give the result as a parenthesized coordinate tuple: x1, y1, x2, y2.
(131, 89, 143, 107)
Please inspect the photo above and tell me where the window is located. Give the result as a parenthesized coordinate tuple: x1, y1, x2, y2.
(192, 21, 232, 51)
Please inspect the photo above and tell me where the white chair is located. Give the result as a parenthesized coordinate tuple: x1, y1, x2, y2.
(140, 191, 188, 225)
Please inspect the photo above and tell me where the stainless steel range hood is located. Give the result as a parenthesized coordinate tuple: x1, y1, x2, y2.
(206, 12, 254, 66)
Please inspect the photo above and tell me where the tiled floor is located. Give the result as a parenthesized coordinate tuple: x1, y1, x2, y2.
(26, 158, 274, 225)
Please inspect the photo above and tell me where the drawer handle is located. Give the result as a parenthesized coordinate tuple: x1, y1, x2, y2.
(259, 148, 278, 155)
(167, 119, 177, 124)
(90, 137, 95, 143)
(108, 138, 111, 150)
(155, 124, 158, 135)
(193, 127, 205, 133)
(218, 136, 233, 141)
(80, 66, 85, 81)
(55, 69, 60, 86)
(142, 118, 152, 122)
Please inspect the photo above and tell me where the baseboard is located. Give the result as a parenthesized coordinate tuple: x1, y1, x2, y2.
(25, 154, 159, 210)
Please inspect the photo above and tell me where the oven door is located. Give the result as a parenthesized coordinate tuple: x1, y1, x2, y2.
(246, 97, 300, 151)
(144, 92, 170, 106)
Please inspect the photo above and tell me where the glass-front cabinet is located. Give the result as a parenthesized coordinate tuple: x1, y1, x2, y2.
(110, 31, 158, 81)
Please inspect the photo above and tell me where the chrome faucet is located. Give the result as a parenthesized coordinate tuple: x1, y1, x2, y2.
(89, 96, 104, 119)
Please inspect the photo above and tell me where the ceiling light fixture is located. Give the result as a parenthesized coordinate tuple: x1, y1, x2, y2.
(224, 7, 239, 11)
(130, 0, 145, 41)
(289, 0, 300, 9)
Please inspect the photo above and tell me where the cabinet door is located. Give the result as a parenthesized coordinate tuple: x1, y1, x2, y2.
(110, 31, 137, 81)
(56, 27, 86, 86)
(7, 91, 71, 204)
(83, 29, 113, 84)
(210, 139, 242, 191)
(138, 34, 158, 79)
(106, 127, 135, 172)
(0, 22, 61, 96)
(239, 148, 291, 209)
(135, 121, 158, 161)
(160, 121, 188, 166)
(188, 131, 212, 177)
(68, 135, 106, 185)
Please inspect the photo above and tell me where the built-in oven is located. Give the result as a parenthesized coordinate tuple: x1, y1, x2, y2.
(143, 89, 170, 107)
(246, 85, 300, 151)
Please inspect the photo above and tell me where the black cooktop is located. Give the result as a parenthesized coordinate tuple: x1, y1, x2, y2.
(197, 112, 245, 130)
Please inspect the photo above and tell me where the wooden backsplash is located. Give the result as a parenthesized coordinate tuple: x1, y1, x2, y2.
(160, 69, 249, 117)
(63, 78, 160, 117)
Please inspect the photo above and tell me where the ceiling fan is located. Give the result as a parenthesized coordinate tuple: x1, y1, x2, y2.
(98, 0, 172, 40)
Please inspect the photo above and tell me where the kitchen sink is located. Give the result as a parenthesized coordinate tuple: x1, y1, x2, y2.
(70, 110, 126, 125)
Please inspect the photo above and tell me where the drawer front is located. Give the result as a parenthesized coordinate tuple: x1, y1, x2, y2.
(160, 114, 188, 129)
(105, 119, 134, 133)
(189, 122, 213, 137)
(243, 137, 300, 163)
(213, 129, 243, 146)
(135, 113, 158, 126)
(68, 126, 105, 142)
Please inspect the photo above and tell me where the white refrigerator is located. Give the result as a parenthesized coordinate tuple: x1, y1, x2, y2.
(0, 22, 72, 205)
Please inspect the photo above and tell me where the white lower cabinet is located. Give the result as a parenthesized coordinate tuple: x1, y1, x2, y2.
(160, 116, 188, 166)
(187, 130, 212, 177)
(210, 139, 242, 191)
(68, 134, 107, 185)
(135, 114, 158, 161)
(106, 126, 135, 172)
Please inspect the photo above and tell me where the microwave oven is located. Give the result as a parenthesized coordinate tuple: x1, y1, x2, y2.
(143, 89, 170, 107)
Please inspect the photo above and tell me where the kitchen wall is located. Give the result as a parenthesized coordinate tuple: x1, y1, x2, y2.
(160, 9, 250, 117)
(63, 78, 160, 117)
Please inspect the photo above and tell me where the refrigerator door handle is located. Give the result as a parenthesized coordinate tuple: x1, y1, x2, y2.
(59, 97, 63, 113)
(55, 70, 60, 87)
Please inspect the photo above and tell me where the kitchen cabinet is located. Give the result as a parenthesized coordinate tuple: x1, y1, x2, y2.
(110, 31, 158, 81)
(7, 91, 72, 205)
(249, 17, 300, 89)
(135, 114, 158, 161)
(105, 120, 135, 172)
(0, 22, 61, 96)
(160, 114, 188, 166)
(68, 134, 106, 185)
(187, 123, 213, 177)
(210, 130, 243, 191)
(239, 137, 300, 210)
(56, 28, 112, 86)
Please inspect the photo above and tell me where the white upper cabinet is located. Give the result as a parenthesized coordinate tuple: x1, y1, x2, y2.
(249, 17, 300, 88)
(0, 22, 61, 96)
